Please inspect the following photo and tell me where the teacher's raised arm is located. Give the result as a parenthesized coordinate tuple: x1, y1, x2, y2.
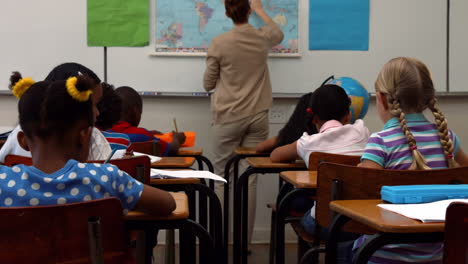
(204, 0, 284, 249)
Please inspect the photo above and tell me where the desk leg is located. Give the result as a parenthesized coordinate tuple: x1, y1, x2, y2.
(275, 188, 315, 264)
(325, 214, 351, 264)
(136, 228, 158, 264)
(233, 167, 255, 264)
(199, 155, 214, 173)
(223, 154, 241, 263)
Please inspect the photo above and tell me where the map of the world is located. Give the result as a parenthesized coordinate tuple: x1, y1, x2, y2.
(155, 0, 299, 55)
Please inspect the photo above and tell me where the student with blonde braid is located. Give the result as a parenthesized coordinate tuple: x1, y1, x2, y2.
(354, 57, 468, 263)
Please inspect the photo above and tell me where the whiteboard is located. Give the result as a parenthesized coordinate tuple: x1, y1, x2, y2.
(449, 0, 468, 92)
(0, 0, 103, 91)
(108, 0, 447, 93)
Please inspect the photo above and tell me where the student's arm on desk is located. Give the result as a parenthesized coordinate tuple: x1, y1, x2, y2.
(133, 185, 176, 216)
(455, 148, 468, 166)
(270, 141, 298, 163)
(255, 136, 278, 153)
(358, 159, 384, 169)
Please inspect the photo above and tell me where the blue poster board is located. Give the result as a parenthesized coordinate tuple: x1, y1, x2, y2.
(309, 0, 369, 51)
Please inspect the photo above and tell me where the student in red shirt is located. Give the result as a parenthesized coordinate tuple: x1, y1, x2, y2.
(110, 86, 185, 156)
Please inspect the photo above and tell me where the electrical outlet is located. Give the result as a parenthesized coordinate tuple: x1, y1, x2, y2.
(269, 105, 289, 124)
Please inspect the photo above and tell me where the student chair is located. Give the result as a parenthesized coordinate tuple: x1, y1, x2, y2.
(4, 154, 32, 166)
(302, 162, 468, 264)
(4, 154, 151, 184)
(130, 141, 162, 156)
(0, 198, 130, 264)
(273, 152, 361, 264)
(443, 202, 468, 264)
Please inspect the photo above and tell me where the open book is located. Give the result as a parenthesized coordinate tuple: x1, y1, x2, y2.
(378, 199, 468, 223)
(151, 169, 227, 183)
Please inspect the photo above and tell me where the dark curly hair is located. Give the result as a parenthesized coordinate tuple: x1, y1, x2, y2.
(96, 83, 122, 130)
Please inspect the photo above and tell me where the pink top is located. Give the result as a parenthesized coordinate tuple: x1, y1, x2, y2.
(297, 119, 370, 168)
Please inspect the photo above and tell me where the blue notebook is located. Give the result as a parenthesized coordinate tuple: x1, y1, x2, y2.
(381, 185, 468, 204)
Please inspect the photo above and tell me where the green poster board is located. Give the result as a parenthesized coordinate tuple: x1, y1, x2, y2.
(87, 0, 149, 47)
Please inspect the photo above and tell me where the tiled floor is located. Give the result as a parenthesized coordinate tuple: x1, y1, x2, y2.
(153, 243, 325, 263)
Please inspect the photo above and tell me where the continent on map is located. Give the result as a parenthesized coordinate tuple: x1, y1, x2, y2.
(195, 2, 214, 33)
(158, 23, 183, 47)
(273, 13, 287, 26)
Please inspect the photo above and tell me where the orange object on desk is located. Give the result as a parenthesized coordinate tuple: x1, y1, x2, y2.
(155, 131, 196, 148)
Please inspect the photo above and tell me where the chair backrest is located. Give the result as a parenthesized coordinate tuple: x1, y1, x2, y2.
(4, 155, 151, 184)
(443, 202, 468, 264)
(4, 154, 32, 166)
(316, 162, 468, 229)
(308, 152, 361, 170)
(0, 198, 130, 264)
(130, 141, 162, 156)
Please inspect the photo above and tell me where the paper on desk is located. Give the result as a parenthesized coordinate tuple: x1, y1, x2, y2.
(378, 199, 468, 223)
(133, 152, 162, 163)
(151, 169, 227, 183)
(109, 150, 162, 163)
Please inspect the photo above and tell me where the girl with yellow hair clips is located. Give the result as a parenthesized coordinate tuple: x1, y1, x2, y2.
(0, 74, 175, 215)
(355, 57, 468, 263)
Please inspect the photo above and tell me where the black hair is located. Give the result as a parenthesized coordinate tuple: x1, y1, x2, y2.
(308, 84, 351, 122)
(276, 92, 318, 147)
(96, 83, 122, 130)
(115, 86, 142, 123)
(16, 75, 95, 142)
(225, 0, 250, 24)
(45, 62, 101, 85)
(8, 72, 22, 91)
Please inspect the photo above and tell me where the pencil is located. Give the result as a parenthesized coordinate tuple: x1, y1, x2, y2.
(173, 118, 179, 133)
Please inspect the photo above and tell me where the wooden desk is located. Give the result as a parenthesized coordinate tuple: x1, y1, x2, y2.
(234, 147, 267, 156)
(150, 177, 201, 185)
(151, 157, 195, 168)
(126, 193, 189, 221)
(176, 147, 214, 174)
(279, 171, 317, 189)
(330, 200, 444, 233)
(246, 157, 306, 169)
(326, 200, 445, 264)
(177, 147, 203, 156)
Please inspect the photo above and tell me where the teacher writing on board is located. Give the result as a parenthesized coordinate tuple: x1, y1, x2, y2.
(203, 0, 284, 245)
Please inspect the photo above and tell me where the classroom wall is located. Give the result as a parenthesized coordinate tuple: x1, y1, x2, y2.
(1, 95, 468, 242)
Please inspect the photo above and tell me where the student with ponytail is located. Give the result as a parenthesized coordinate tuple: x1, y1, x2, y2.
(355, 57, 468, 263)
(360, 57, 468, 170)
(0, 63, 113, 162)
(0, 75, 175, 214)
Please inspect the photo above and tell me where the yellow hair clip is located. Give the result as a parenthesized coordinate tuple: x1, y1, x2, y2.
(66, 77, 93, 102)
(12, 77, 35, 99)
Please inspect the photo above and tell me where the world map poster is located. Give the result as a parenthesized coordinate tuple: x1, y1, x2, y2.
(155, 0, 299, 56)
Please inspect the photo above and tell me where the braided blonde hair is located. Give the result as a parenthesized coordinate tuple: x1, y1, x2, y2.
(375, 57, 457, 169)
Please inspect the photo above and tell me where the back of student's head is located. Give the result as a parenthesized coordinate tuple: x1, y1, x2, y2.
(96, 83, 122, 130)
(308, 84, 351, 123)
(12, 73, 94, 144)
(45, 62, 101, 85)
(115, 86, 142, 126)
(376, 57, 456, 169)
(276, 92, 317, 147)
(225, 0, 250, 24)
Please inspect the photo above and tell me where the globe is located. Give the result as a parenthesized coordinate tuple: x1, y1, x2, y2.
(327, 76, 370, 123)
